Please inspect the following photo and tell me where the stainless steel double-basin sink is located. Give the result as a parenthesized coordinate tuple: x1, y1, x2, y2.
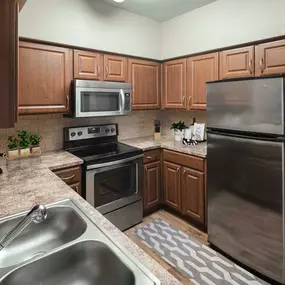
(0, 199, 160, 285)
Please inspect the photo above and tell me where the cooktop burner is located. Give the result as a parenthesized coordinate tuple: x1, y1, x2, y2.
(68, 142, 142, 163)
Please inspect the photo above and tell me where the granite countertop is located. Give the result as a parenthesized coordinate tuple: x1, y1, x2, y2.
(122, 136, 207, 158)
(0, 151, 181, 285)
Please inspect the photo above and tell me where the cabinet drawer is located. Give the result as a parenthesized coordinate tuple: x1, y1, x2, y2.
(144, 149, 161, 164)
(163, 149, 204, 172)
(54, 166, 81, 185)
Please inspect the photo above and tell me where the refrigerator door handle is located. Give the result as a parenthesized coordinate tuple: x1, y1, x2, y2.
(207, 129, 285, 142)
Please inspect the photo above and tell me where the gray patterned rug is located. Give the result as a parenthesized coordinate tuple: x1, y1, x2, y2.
(134, 219, 269, 285)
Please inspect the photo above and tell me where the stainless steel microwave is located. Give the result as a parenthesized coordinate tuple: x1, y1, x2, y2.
(72, 80, 132, 118)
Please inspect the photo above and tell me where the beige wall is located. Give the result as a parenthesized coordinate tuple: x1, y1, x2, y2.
(161, 0, 285, 59)
(0, 110, 206, 153)
(19, 0, 161, 59)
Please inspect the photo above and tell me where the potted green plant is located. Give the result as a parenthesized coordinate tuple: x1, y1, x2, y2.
(18, 130, 31, 157)
(7, 136, 19, 159)
(30, 133, 42, 156)
(171, 121, 186, 141)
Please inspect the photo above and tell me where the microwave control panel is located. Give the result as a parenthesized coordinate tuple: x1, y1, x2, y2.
(125, 93, 131, 111)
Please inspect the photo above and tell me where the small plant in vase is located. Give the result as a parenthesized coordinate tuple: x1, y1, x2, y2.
(18, 130, 31, 157)
(7, 136, 19, 159)
(171, 121, 186, 142)
(30, 134, 42, 156)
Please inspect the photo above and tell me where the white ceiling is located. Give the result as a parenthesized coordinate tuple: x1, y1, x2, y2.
(101, 0, 217, 22)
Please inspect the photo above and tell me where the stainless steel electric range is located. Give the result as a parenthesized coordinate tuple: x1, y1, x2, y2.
(64, 124, 144, 231)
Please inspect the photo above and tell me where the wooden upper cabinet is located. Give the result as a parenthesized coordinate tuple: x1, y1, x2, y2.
(104, 54, 127, 82)
(144, 161, 161, 211)
(219, 46, 254, 79)
(187, 53, 218, 111)
(163, 161, 181, 211)
(74, 50, 103, 80)
(0, 0, 18, 128)
(181, 167, 204, 224)
(19, 41, 73, 115)
(128, 59, 160, 110)
(255, 40, 285, 76)
(163, 59, 186, 109)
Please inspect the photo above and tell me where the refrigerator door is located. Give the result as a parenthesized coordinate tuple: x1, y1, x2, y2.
(207, 131, 284, 283)
(207, 76, 284, 135)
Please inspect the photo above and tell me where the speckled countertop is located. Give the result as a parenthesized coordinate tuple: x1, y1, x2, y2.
(0, 151, 181, 285)
(122, 136, 207, 158)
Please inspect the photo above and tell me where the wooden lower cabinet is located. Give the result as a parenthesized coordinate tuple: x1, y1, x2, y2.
(181, 167, 204, 224)
(53, 165, 82, 197)
(144, 161, 161, 212)
(163, 161, 181, 211)
(163, 150, 206, 226)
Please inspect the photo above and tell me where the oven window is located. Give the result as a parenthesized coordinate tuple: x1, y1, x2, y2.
(81, 92, 119, 112)
(94, 163, 136, 207)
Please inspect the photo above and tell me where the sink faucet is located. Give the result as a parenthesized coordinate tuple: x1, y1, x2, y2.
(0, 204, 47, 252)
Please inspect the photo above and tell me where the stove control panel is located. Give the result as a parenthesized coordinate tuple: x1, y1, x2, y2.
(65, 124, 118, 141)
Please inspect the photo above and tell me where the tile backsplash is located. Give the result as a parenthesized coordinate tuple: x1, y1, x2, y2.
(0, 110, 206, 154)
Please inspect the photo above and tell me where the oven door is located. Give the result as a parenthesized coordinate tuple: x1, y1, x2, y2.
(75, 87, 128, 117)
(86, 155, 143, 215)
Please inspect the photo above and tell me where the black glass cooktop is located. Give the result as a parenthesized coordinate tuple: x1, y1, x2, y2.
(68, 142, 142, 164)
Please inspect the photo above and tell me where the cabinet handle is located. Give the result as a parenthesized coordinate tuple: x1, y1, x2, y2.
(183, 169, 186, 176)
(182, 96, 185, 105)
(61, 174, 75, 181)
(97, 65, 100, 76)
(249, 59, 253, 74)
(74, 185, 79, 193)
(147, 156, 152, 160)
(105, 65, 109, 75)
(176, 168, 179, 173)
(260, 58, 264, 73)
(66, 95, 70, 110)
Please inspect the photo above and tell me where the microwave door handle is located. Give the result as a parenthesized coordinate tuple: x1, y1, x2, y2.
(120, 89, 125, 113)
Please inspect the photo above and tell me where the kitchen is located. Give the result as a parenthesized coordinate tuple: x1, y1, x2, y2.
(0, 0, 284, 284)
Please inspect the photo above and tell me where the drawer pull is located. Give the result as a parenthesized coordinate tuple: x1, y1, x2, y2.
(147, 156, 152, 160)
(61, 174, 75, 181)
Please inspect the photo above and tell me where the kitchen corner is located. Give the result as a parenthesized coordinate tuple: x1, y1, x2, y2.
(0, 151, 181, 285)
(121, 136, 207, 158)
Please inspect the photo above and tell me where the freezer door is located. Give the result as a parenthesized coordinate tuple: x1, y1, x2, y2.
(207, 132, 284, 283)
(207, 77, 284, 135)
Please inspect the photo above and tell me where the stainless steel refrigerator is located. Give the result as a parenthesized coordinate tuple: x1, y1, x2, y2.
(207, 75, 285, 284)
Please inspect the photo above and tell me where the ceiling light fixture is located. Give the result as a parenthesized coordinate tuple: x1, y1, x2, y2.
(113, 0, 124, 3)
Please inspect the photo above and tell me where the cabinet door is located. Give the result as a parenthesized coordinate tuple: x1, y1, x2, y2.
(182, 167, 204, 224)
(144, 161, 161, 211)
(19, 41, 72, 114)
(255, 40, 285, 76)
(104, 54, 127, 82)
(70, 182, 82, 197)
(128, 59, 160, 110)
(0, 0, 18, 127)
(219, 46, 254, 79)
(163, 59, 186, 109)
(163, 161, 181, 211)
(187, 53, 218, 111)
(74, 49, 103, 80)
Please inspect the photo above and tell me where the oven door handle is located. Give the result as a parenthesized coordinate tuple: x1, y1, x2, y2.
(86, 154, 143, 170)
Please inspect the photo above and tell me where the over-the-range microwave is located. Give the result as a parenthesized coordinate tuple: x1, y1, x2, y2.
(69, 80, 132, 118)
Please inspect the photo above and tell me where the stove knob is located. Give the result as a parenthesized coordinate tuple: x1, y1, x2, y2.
(77, 131, 83, 136)
(71, 132, 76, 137)
(111, 128, 116, 133)
(105, 129, 110, 134)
